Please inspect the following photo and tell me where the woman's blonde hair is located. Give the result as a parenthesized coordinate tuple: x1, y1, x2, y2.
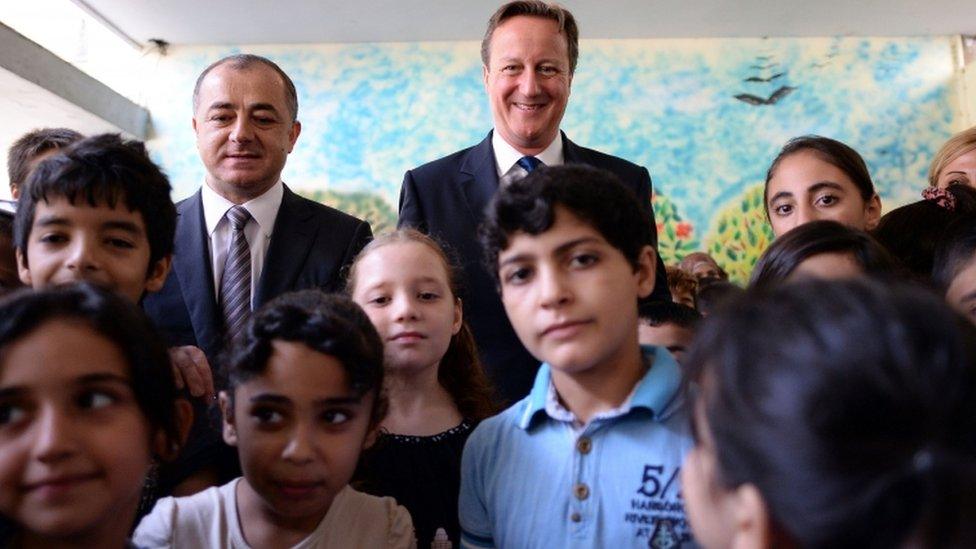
(928, 125, 976, 187)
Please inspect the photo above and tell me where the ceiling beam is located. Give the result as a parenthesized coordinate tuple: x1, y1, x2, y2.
(0, 21, 149, 139)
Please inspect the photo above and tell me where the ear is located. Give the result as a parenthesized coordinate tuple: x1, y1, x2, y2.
(864, 193, 882, 231)
(10, 185, 20, 200)
(483, 64, 490, 89)
(191, 116, 198, 133)
(729, 483, 773, 549)
(286, 121, 302, 153)
(153, 397, 193, 461)
(219, 391, 239, 447)
(634, 245, 657, 299)
(144, 254, 173, 294)
(452, 298, 463, 336)
(16, 247, 32, 287)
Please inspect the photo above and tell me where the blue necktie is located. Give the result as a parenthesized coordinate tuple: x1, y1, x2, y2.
(517, 156, 542, 173)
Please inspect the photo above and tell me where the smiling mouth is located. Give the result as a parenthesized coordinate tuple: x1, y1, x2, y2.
(23, 472, 100, 496)
(513, 102, 547, 112)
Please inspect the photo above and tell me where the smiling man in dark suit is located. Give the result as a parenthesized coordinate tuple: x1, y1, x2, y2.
(398, 1, 670, 404)
(143, 54, 371, 493)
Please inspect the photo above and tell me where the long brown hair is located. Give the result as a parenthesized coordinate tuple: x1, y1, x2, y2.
(346, 229, 499, 421)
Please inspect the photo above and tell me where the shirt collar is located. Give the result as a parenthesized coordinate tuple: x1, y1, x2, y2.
(518, 345, 683, 430)
(492, 130, 564, 178)
(201, 180, 284, 240)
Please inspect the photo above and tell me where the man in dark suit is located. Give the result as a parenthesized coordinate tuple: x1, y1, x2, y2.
(143, 54, 370, 493)
(398, 1, 670, 404)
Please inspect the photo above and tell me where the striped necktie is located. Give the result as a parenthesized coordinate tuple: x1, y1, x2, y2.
(220, 206, 252, 336)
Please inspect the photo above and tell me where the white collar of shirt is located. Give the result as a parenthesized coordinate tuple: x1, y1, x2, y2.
(201, 180, 284, 239)
(492, 131, 564, 178)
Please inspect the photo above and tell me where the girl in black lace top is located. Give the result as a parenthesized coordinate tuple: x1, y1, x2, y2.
(348, 230, 498, 548)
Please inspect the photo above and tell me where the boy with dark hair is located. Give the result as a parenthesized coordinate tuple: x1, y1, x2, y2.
(14, 133, 175, 302)
(638, 300, 701, 365)
(6, 127, 83, 198)
(464, 165, 693, 547)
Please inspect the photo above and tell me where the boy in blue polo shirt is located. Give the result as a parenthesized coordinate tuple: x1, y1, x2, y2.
(462, 164, 694, 548)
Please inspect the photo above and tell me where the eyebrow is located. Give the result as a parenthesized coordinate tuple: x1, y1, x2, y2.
(0, 373, 131, 398)
(499, 236, 601, 267)
(249, 393, 362, 406)
(34, 216, 143, 236)
(768, 181, 846, 203)
(207, 101, 280, 114)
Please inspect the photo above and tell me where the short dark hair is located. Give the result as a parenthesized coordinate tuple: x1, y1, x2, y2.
(479, 164, 655, 285)
(0, 283, 180, 452)
(694, 277, 743, 317)
(222, 290, 386, 424)
(193, 54, 299, 122)
(481, 1, 580, 75)
(764, 135, 877, 213)
(686, 279, 976, 547)
(933, 218, 976, 295)
(14, 134, 176, 274)
(6, 127, 83, 192)
(873, 185, 976, 284)
(638, 300, 701, 329)
(749, 220, 896, 290)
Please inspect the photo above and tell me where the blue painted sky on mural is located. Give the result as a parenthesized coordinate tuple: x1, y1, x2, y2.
(145, 36, 960, 240)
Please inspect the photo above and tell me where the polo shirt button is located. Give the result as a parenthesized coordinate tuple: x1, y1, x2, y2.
(574, 483, 590, 500)
(577, 437, 592, 454)
(570, 512, 582, 523)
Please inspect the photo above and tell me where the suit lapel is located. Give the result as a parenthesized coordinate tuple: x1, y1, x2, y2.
(459, 132, 500, 221)
(173, 191, 221, 352)
(255, 185, 315, 307)
(561, 132, 589, 164)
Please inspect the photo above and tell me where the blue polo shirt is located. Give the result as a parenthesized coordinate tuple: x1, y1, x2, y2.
(459, 346, 694, 549)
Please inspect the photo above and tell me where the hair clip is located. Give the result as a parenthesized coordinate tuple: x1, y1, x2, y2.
(922, 186, 956, 212)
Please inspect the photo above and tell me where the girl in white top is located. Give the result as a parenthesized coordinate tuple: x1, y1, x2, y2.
(0, 285, 184, 549)
(135, 291, 415, 548)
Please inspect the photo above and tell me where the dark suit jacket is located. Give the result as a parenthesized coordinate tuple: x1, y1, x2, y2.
(398, 131, 671, 404)
(144, 184, 372, 366)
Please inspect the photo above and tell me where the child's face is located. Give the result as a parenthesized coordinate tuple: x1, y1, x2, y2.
(637, 321, 695, 365)
(766, 150, 880, 237)
(17, 196, 171, 303)
(497, 206, 656, 375)
(945, 255, 976, 324)
(0, 319, 154, 540)
(681, 398, 739, 549)
(351, 241, 462, 372)
(221, 341, 375, 524)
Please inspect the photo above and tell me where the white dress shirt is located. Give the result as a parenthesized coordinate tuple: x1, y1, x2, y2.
(200, 181, 284, 307)
(492, 131, 565, 179)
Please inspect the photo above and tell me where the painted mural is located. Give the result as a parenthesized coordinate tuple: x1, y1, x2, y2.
(143, 37, 962, 282)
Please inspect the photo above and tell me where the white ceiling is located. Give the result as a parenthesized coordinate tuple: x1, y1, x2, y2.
(78, 0, 976, 46)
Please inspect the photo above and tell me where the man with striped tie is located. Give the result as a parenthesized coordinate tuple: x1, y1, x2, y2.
(143, 54, 371, 495)
(398, 1, 670, 404)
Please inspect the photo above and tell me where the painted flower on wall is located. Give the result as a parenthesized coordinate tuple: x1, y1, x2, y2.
(651, 193, 700, 266)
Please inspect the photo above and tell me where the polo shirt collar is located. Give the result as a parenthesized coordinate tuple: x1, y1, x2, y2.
(518, 345, 683, 430)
